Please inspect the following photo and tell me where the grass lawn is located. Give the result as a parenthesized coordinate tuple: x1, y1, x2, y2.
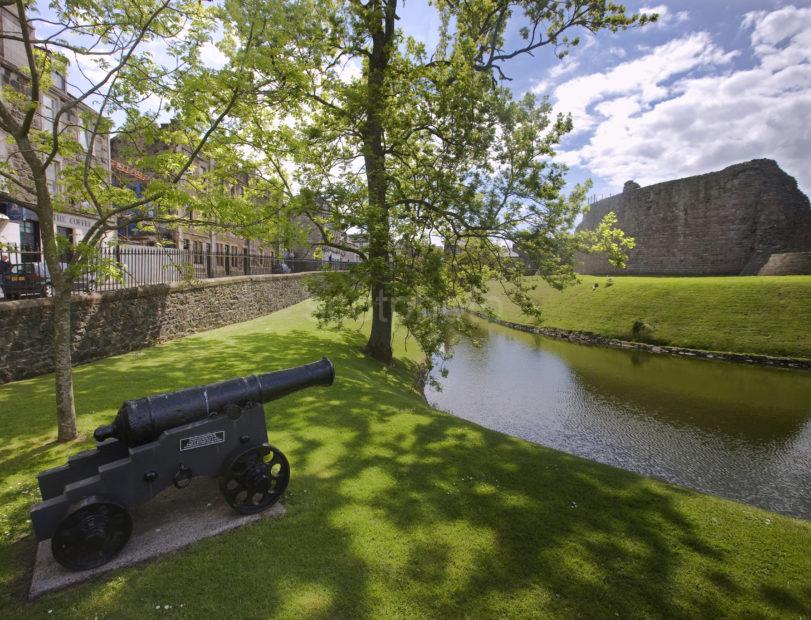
(0, 300, 809, 618)
(485, 275, 811, 359)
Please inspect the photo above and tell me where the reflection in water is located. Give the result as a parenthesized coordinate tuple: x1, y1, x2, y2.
(427, 318, 811, 519)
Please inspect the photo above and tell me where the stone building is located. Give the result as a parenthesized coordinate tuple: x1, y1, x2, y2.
(576, 159, 811, 276)
(0, 5, 114, 262)
(287, 210, 363, 263)
(110, 135, 279, 276)
(110, 122, 360, 268)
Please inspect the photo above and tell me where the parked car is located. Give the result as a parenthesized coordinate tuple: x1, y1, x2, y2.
(0, 262, 97, 300)
(0, 263, 50, 299)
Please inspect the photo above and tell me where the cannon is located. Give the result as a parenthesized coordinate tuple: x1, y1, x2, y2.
(30, 358, 334, 571)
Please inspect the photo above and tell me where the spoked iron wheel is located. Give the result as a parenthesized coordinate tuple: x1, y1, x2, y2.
(51, 499, 132, 571)
(220, 444, 290, 515)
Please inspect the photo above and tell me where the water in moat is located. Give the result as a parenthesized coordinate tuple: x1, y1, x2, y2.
(425, 317, 811, 519)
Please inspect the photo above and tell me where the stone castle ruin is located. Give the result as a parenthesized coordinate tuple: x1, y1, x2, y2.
(576, 159, 811, 276)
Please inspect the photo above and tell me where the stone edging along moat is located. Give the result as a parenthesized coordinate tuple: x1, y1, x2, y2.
(471, 312, 811, 370)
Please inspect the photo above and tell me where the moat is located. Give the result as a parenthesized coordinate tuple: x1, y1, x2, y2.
(426, 317, 811, 519)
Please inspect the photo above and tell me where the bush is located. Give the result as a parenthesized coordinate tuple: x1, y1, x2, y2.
(631, 319, 655, 341)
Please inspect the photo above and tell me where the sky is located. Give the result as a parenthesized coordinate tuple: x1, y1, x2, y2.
(38, 0, 811, 199)
(398, 0, 811, 198)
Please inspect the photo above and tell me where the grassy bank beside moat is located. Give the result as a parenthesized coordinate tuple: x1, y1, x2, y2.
(0, 300, 808, 617)
(485, 275, 811, 359)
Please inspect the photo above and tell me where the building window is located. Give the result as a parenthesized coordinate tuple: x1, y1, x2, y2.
(182, 239, 190, 251)
(56, 226, 74, 262)
(56, 226, 73, 244)
(19, 220, 40, 262)
(193, 241, 203, 265)
(231, 245, 238, 267)
(52, 72, 66, 90)
(216, 243, 224, 266)
(45, 161, 61, 195)
(78, 123, 90, 151)
(41, 95, 56, 131)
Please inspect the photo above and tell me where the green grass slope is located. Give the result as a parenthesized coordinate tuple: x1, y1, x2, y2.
(0, 301, 808, 618)
(486, 275, 811, 358)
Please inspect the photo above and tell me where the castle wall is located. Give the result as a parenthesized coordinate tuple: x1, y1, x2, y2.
(576, 160, 811, 276)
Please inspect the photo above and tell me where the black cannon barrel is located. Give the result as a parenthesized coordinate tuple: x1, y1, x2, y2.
(93, 358, 334, 447)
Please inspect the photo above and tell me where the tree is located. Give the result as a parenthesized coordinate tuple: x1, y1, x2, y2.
(241, 0, 651, 363)
(0, 0, 292, 440)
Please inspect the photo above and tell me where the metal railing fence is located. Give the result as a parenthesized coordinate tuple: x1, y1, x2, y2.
(0, 244, 353, 300)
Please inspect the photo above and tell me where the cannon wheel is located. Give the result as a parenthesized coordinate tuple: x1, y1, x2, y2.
(51, 498, 132, 571)
(220, 444, 290, 515)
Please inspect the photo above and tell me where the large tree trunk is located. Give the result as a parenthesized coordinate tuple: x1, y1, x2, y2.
(362, 0, 396, 364)
(52, 286, 78, 441)
(30, 158, 78, 442)
(367, 280, 393, 363)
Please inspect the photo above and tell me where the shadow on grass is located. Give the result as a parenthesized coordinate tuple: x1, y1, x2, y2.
(0, 313, 808, 617)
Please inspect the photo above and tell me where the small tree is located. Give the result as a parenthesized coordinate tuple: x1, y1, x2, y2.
(0, 0, 290, 440)
(240, 0, 651, 363)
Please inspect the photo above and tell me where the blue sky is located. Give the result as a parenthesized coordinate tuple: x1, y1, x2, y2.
(398, 1, 811, 197)
(40, 0, 811, 198)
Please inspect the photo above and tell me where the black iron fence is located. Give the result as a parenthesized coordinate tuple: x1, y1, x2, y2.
(0, 244, 354, 300)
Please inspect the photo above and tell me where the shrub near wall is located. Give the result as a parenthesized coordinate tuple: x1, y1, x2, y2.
(0, 273, 314, 383)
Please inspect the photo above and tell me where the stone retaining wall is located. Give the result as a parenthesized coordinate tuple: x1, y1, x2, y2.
(473, 313, 811, 369)
(0, 273, 315, 383)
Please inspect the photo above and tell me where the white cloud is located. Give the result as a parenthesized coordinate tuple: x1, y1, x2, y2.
(640, 5, 668, 19)
(532, 56, 580, 94)
(539, 32, 737, 135)
(71, 54, 110, 89)
(338, 58, 363, 83)
(200, 41, 228, 70)
(744, 5, 811, 71)
(639, 5, 689, 28)
(556, 5, 811, 195)
(549, 57, 581, 80)
(530, 37, 595, 95)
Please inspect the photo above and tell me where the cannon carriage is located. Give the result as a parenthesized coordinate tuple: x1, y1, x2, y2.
(30, 358, 334, 571)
